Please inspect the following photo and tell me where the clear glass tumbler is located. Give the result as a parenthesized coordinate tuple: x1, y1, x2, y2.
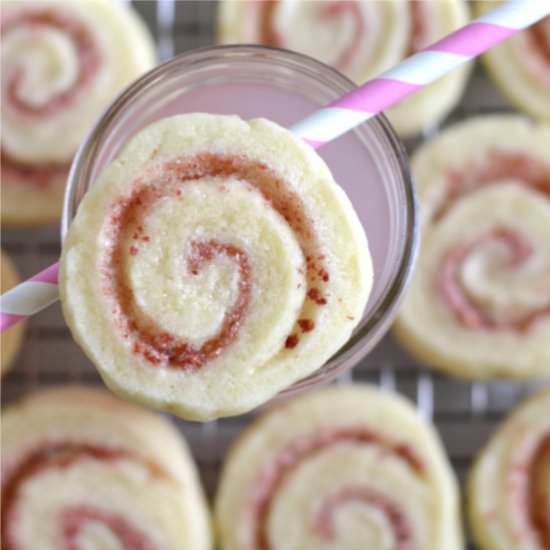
(62, 45, 418, 395)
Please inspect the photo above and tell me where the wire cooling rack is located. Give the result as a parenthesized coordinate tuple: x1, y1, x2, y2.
(2, 2, 548, 546)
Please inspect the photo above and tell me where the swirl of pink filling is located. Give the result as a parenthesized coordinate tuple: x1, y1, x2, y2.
(1, 8, 101, 117)
(62, 506, 155, 550)
(1, 442, 165, 550)
(254, 1, 431, 73)
(1, 8, 101, 187)
(244, 426, 424, 550)
(437, 151, 550, 331)
(314, 487, 413, 549)
(439, 227, 550, 331)
(102, 154, 329, 369)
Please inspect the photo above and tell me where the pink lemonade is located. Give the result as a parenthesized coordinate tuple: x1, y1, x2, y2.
(66, 47, 416, 382)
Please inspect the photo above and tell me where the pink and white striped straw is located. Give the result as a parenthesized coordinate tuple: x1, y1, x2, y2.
(291, 0, 550, 147)
(1, 0, 549, 333)
(1, 262, 59, 329)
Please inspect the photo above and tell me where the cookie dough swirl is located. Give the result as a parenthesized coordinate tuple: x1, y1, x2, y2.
(60, 114, 372, 421)
(477, 2, 550, 122)
(0, 0, 155, 225)
(217, 0, 471, 136)
(1, 387, 211, 550)
(468, 389, 550, 550)
(215, 385, 463, 550)
(395, 116, 550, 378)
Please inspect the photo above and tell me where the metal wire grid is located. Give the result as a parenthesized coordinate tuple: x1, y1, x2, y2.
(1, 1, 548, 545)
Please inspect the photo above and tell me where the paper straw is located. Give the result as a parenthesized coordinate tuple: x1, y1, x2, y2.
(1, 263, 59, 330)
(291, 0, 550, 146)
(2, 0, 548, 333)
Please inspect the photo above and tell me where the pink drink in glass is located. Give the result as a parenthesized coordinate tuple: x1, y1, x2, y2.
(64, 46, 417, 390)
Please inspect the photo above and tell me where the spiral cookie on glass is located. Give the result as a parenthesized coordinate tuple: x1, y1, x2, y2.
(215, 384, 463, 550)
(468, 388, 550, 550)
(60, 113, 372, 421)
(2, 386, 212, 550)
(1, 0, 155, 226)
(217, 0, 470, 136)
(1, 250, 25, 375)
(395, 116, 550, 379)
(476, 2, 550, 122)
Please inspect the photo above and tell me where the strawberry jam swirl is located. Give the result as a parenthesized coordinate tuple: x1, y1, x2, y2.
(1, 442, 164, 550)
(437, 151, 550, 331)
(506, 432, 550, 549)
(103, 154, 328, 369)
(62, 506, 155, 550)
(1, 8, 101, 117)
(439, 227, 550, 331)
(255, 1, 431, 72)
(1, 8, 101, 186)
(245, 426, 424, 550)
(314, 487, 413, 549)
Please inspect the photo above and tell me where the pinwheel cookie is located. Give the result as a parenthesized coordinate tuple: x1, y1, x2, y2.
(217, 0, 470, 136)
(1, 0, 155, 226)
(395, 115, 550, 379)
(60, 113, 372, 421)
(476, 2, 550, 122)
(1, 386, 212, 550)
(1, 250, 25, 375)
(468, 388, 550, 550)
(215, 384, 463, 550)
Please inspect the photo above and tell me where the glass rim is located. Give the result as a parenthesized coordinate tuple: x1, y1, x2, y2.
(62, 44, 419, 392)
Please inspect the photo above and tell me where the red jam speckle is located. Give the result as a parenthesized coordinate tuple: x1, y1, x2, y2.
(298, 319, 315, 333)
(285, 335, 299, 349)
(129, 246, 139, 256)
(307, 288, 327, 306)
